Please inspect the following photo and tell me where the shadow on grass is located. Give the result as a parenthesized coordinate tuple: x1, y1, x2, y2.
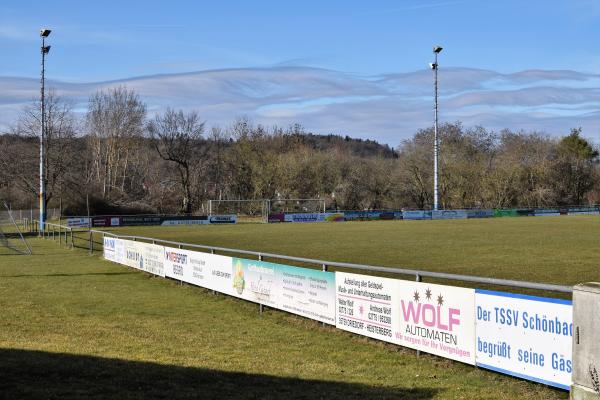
(3, 272, 137, 278)
(0, 348, 440, 400)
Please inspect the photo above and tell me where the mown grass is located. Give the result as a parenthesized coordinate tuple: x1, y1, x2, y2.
(102, 215, 600, 287)
(0, 238, 568, 399)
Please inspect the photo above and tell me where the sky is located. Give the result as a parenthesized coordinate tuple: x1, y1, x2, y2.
(0, 0, 599, 146)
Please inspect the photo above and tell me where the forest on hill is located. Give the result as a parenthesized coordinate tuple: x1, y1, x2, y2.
(1, 87, 598, 215)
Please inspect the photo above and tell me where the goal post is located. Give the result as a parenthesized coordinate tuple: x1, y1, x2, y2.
(207, 198, 327, 223)
(208, 199, 270, 223)
(0, 201, 32, 255)
(267, 198, 326, 214)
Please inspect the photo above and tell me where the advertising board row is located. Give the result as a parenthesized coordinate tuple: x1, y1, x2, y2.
(343, 210, 403, 221)
(104, 237, 336, 325)
(103, 238, 572, 390)
(335, 273, 572, 389)
(268, 206, 600, 223)
(69, 215, 237, 228)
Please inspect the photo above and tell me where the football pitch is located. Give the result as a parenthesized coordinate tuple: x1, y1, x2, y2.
(100, 215, 600, 287)
(3, 216, 596, 399)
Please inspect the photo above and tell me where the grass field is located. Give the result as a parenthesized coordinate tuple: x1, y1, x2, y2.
(99, 215, 600, 288)
(1, 237, 569, 399)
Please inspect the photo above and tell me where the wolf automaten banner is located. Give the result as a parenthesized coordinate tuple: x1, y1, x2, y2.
(475, 290, 572, 390)
(232, 258, 336, 324)
(335, 272, 476, 364)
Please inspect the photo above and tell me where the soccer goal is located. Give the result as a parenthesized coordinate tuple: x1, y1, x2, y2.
(267, 198, 326, 214)
(0, 201, 32, 255)
(208, 199, 270, 223)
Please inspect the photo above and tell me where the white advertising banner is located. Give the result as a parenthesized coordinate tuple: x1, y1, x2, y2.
(335, 272, 397, 343)
(402, 211, 432, 220)
(396, 280, 475, 364)
(432, 210, 468, 220)
(67, 217, 90, 228)
(161, 219, 210, 226)
(336, 272, 476, 364)
(164, 247, 235, 296)
(232, 258, 336, 324)
(135, 242, 166, 277)
(103, 237, 126, 264)
(475, 290, 572, 390)
(123, 240, 144, 270)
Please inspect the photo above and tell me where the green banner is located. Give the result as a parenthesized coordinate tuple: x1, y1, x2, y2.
(493, 209, 518, 217)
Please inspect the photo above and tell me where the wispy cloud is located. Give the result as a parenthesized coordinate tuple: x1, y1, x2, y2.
(1, 66, 599, 145)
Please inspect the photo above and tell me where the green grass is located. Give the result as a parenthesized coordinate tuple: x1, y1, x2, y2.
(1, 238, 568, 399)
(100, 215, 600, 287)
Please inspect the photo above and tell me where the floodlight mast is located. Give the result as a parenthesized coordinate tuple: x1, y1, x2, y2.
(432, 45, 442, 211)
(39, 28, 51, 234)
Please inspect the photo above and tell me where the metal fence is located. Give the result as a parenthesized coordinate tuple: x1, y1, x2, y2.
(0, 208, 59, 224)
(30, 220, 572, 296)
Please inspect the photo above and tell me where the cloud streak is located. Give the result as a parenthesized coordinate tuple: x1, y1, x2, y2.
(0, 66, 598, 146)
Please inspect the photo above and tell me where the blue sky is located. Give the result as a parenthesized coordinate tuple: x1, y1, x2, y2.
(1, 0, 599, 145)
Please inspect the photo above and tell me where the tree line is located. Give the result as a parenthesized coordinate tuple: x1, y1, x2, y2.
(1, 86, 598, 215)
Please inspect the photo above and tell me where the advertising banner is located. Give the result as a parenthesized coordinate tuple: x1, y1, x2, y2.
(395, 280, 475, 364)
(493, 209, 518, 217)
(516, 209, 535, 217)
(466, 209, 494, 219)
(533, 209, 561, 217)
(135, 242, 166, 277)
(164, 247, 235, 295)
(475, 290, 572, 390)
(567, 207, 599, 215)
(336, 272, 476, 364)
(208, 215, 238, 224)
(335, 272, 398, 343)
(92, 217, 111, 227)
(268, 213, 285, 223)
(66, 217, 90, 228)
(123, 240, 145, 270)
(343, 210, 402, 221)
(232, 258, 336, 324)
(343, 211, 382, 221)
(161, 219, 209, 225)
(284, 213, 344, 223)
(401, 210, 432, 220)
(103, 236, 125, 263)
(432, 210, 468, 220)
(89, 215, 213, 227)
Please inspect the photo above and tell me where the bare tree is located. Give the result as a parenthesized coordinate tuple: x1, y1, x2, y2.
(148, 109, 205, 213)
(86, 86, 146, 200)
(0, 91, 78, 210)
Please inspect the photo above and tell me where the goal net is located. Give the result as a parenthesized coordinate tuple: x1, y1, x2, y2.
(208, 199, 269, 223)
(268, 198, 326, 214)
(0, 202, 32, 255)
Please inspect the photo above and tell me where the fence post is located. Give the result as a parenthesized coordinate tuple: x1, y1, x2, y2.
(70, 229, 74, 249)
(89, 231, 93, 255)
(59, 224, 62, 245)
(415, 273, 422, 357)
(322, 264, 329, 327)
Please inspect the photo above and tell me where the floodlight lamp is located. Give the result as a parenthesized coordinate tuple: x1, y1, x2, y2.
(40, 29, 52, 37)
(42, 45, 51, 54)
(433, 46, 443, 53)
(429, 62, 438, 70)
